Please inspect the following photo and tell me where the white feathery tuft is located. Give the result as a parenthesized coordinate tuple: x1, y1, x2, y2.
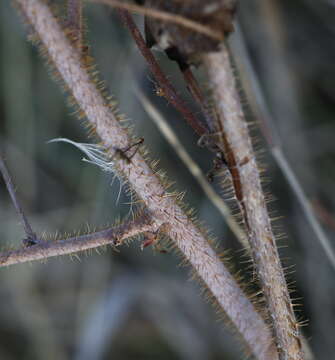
(48, 138, 114, 172)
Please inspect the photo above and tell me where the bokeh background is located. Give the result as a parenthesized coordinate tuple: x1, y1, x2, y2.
(0, 0, 334, 359)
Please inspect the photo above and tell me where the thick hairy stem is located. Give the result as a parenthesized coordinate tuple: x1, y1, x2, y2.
(204, 46, 304, 360)
(14, 0, 277, 358)
(0, 213, 154, 267)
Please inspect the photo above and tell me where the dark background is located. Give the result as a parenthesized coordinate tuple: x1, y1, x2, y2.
(0, 0, 334, 359)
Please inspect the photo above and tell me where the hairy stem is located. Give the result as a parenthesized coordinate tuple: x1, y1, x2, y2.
(0, 212, 154, 267)
(204, 46, 304, 360)
(13, 0, 277, 358)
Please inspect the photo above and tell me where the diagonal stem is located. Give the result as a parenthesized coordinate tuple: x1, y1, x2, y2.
(0, 152, 37, 245)
(117, 9, 209, 138)
(232, 23, 335, 271)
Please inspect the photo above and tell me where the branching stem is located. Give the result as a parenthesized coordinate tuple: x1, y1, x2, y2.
(12, 1, 278, 358)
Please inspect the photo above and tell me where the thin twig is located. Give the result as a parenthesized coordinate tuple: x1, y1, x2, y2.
(204, 46, 304, 360)
(13, 1, 277, 358)
(181, 68, 218, 134)
(0, 152, 37, 245)
(89, 0, 223, 41)
(0, 212, 155, 267)
(117, 9, 209, 138)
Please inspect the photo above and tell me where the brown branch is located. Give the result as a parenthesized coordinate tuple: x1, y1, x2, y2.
(89, 0, 223, 41)
(0, 152, 38, 246)
(13, 1, 278, 358)
(204, 46, 304, 360)
(118, 9, 209, 138)
(0, 212, 154, 267)
(181, 68, 218, 134)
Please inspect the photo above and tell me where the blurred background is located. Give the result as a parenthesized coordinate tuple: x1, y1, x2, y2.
(0, 0, 334, 359)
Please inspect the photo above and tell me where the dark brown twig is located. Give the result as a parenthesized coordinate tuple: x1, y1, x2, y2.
(181, 67, 218, 134)
(0, 153, 38, 246)
(119, 10, 246, 227)
(117, 9, 209, 138)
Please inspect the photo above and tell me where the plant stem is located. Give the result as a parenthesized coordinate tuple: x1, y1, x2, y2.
(91, 0, 223, 41)
(0, 152, 37, 245)
(204, 45, 304, 360)
(0, 212, 154, 267)
(13, 1, 277, 358)
(118, 9, 209, 138)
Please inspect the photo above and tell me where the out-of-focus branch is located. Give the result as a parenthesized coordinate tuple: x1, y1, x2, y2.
(89, 0, 223, 41)
(204, 46, 304, 360)
(0, 152, 38, 246)
(231, 23, 335, 271)
(13, 1, 277, 358)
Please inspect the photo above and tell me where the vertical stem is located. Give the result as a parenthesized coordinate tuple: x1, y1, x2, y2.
(204, 46, 304, 360)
